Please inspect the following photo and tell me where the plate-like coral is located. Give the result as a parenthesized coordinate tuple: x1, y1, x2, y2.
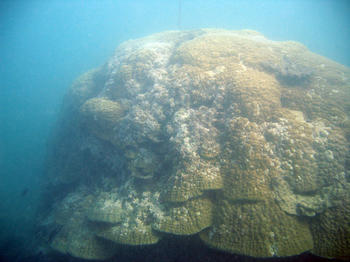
(38, 29, 350, 260)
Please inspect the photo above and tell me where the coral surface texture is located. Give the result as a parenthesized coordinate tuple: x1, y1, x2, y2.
(39, 29, 350, 260)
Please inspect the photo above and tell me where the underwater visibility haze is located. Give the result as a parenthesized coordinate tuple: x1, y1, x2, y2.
(1, 1, 350, 262)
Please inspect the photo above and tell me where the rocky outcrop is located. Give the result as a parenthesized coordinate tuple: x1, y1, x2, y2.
(38, 29, 350, 260)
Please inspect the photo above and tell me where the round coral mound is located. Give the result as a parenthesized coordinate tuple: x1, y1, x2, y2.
(38, 29, 350, 260)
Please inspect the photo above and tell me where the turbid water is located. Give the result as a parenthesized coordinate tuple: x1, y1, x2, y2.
(1, 1, 349, 261)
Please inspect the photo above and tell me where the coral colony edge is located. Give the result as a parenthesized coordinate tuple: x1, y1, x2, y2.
(37, 29, 350, 261)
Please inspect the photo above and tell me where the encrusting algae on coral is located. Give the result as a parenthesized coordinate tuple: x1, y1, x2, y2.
(37, 29, 350, 260)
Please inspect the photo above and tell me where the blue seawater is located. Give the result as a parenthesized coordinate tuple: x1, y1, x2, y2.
(0, 0, 349, 261)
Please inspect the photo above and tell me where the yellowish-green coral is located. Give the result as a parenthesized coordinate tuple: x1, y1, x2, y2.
(87, 197, 124, 224)
(222, 117, 275, 202)
(80, 97, 126, 144)
(51, 219, 117, 260)
(65, 68, 105, 108)
(200, 200, 313, 257)
(311, 200, 350, 258)
(153, 197, 213, 235)
(48, 188, 117, 260)
(161, 160, 223, 202)
(86, 186, 163, 246)
(95, 223, 160, 246)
